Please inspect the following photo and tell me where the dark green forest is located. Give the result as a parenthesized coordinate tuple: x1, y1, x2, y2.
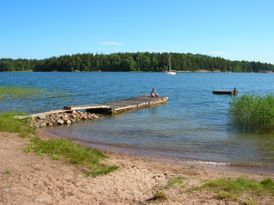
(1, 52, 273, 72)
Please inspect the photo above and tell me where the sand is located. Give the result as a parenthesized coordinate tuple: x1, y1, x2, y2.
(0, 132, 273, 205)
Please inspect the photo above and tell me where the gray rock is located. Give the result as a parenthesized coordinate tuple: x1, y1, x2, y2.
(37, 121, 47, 128)
(62, 114, 69, 121)
(37, 113, 47, 120)
(40, 122, 47, 127)
(91, 114, 99, 119)
(57, 119, 64, 125)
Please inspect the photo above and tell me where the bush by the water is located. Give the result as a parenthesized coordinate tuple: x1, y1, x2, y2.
(230, 95, 274, 131)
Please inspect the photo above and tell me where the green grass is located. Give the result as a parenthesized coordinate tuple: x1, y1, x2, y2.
(25, 137, 118, 177)
(146, 176, 185, 202)
(230, 95, 274, 132)
(147, 191, 168, 202)
(0, 112, 117, 177)
(164, 176, 185, 189)
(3, 170, 12, 176)
(201, 177, 274, 201)
(0, 86, 42, 100)
(0, 112, 34, 137)
(153, 191, 168, 200)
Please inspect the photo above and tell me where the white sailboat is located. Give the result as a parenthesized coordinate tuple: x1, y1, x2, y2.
(165, 55, 176, 75)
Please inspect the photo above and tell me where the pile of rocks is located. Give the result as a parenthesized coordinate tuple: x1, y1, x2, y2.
(31, 111, 99, 128)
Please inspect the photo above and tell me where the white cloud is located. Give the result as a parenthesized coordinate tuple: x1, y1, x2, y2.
(100, 41, 123, 46)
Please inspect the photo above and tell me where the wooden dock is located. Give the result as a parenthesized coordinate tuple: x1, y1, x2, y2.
(64, 95, 168, 114)
(30, 95, 168, 118)
(26, 96, 168, 128)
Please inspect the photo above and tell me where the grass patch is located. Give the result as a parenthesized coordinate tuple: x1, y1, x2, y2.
(146, 176, 185, 202)
(164, 176, 185, 189)
(0, 112, 117, 178)
(25, 137, 118, 177)
(230, 95, 274, 132)
(0, 112, 34, 137)
(146, 191, 168, 202)
(243, 198, 257, 205)
(3, 170, 12, 176)
(0, 86, 42, 100)
(201, 177, 274, 201)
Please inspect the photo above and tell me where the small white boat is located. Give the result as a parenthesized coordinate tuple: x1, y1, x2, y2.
(165, 55, 176, 75)
(166, 71, 176, 75)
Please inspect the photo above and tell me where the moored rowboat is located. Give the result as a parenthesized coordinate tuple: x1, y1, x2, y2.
(212, 90, 238, 96)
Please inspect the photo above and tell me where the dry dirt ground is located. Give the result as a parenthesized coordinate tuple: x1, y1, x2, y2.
(0, 132, 273, 205)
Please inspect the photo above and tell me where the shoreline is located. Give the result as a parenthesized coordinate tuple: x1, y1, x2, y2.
(1, 70, 274, 73)
(1, 131, 273, 205)
(39, 128, 274, 176)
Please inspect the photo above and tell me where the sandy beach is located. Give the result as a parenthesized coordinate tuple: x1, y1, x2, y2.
(0, 132, 273, 205)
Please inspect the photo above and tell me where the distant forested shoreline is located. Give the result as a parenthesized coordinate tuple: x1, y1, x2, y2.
(1, 52, 273, 72)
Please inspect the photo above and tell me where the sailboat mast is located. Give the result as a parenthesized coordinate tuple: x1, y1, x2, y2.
(168, 54, 172, 71)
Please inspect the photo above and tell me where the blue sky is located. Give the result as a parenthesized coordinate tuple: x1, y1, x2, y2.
(1, 0, 274, 63)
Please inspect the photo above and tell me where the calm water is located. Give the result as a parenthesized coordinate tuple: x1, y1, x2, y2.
(1, 72, 274, 168)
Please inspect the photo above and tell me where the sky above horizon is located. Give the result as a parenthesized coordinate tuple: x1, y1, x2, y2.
(1, 0, 274, 63)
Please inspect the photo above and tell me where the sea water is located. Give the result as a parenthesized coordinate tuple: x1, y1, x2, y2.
(1, 72, 274, 169)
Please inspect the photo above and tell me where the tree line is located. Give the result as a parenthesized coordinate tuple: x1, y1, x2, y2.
(1, 52, 273, 72)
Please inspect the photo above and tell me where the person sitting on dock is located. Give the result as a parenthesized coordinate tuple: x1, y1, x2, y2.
(232, 87, 238, 96)
(150, 88, 159, 98)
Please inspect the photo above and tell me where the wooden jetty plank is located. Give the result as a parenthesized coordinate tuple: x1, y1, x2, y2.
(110, 96, 168, 114)
(64, 95, 168, 114)
(30, 109, 71, 118)
(63, 105, 111, 110)
(106, 96, 165, 107)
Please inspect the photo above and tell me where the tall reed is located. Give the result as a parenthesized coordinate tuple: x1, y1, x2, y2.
(230, 95, 274, 132)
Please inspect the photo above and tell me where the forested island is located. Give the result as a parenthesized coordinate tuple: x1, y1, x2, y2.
(1, 52, 274, 72)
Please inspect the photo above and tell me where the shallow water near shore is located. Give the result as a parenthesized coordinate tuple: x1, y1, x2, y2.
(1, 72, 274, 170)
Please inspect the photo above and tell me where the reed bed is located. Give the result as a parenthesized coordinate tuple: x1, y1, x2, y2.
(230, 95, 274, 132)
(0, 86, 41, 100)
